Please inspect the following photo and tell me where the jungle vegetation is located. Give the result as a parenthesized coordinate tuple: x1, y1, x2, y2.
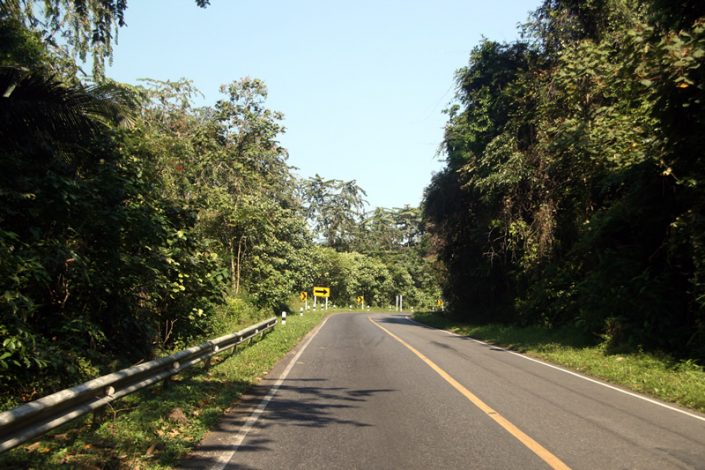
(6, 0, 703, 410)
(423, 0, 705, 361)
(0, 1, 440, 406)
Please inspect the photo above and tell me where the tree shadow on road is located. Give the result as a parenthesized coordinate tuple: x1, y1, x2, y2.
(410, 312, 595, 352)
(180, 378, 396, 468)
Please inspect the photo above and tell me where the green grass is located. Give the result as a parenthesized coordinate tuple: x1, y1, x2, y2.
(413, 312, 705, 414)
(0, 312, 329, 469)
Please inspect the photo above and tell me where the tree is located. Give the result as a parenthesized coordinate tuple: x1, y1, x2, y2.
(135, 77, 311, 311)
(0, 62, 226, 398)
(301, 175, 367, 251)
(423, 0, 705, 360)
(357, 208, 400, 253)
(2, 0, 210, 78)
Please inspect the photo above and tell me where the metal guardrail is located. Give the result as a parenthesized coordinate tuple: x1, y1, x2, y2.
(0, 316, 277, 453)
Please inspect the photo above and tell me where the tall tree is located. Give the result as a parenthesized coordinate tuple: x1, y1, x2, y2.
(301, 175, 367, 251)
(424, 0, 705, 360)
(136, 77, 310, 309)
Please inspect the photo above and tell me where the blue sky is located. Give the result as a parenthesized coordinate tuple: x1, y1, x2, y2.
(106, 0, 541, 209)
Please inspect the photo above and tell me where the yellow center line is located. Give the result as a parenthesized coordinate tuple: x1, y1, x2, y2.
(368, 316, 571, 470)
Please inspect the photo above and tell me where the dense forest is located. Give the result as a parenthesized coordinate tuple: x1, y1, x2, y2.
(5, 0, 704, 410)
(0, 1, 440, 406)
(424, 0, 705, 360)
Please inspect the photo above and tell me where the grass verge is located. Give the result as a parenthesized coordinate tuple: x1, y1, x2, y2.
(0, 312, 329, 469)
(413, 311, 705, 414)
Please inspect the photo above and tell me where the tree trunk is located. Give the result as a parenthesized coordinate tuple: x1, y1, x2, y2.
(230, 238, 236, 292)
(235, 236, 246, 296)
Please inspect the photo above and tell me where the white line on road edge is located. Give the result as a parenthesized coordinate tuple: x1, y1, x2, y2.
(403, 316, 705, 424)
(207, 316, 332, 470)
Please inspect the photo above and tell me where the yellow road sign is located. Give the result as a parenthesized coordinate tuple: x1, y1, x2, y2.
(300, 291, 308, 301)
(356, 296, 364, 304)
(436, 299, 444, 306)
(313, 286, 330, 298)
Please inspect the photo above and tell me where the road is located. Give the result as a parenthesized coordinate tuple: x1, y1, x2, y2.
(182, 313, 705, 469)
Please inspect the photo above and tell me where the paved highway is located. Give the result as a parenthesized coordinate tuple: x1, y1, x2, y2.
(182, 313, 705, 469)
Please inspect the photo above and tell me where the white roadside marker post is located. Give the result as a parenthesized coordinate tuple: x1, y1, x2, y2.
(281, 311, 287, 325)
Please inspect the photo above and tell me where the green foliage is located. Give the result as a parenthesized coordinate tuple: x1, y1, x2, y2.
(414, 312, 705, 413)
(0, 14, 47, 71)
(0, 313, 327, 469)
(423, 0, 705, 361)
(0, 22, 306, 400)
(355, 205, 424, 253)
(207, 295, 270, 338)
(301, 175, 368, 251)
(135, 77, 312, 312)
(3, 0, 209, 78)
(0, 66, 229, 401)
(0, 11, 442, 408)
(300, 246, 440, 309)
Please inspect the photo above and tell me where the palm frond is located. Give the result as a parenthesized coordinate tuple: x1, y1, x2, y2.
(0, 66, 138, 148)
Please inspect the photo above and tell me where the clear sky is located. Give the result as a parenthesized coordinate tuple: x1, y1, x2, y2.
(106, 0, 541, 210)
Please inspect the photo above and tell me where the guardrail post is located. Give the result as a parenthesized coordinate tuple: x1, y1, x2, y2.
(163, 361, 180, 390)
(204, 344, 218, 369)
(92, 407, 105, 428)
(92, 385, 115, 428)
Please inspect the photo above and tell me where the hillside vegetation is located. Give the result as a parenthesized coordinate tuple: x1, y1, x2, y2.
(423, 0, 705, 361)
(0, 2, 440, 408)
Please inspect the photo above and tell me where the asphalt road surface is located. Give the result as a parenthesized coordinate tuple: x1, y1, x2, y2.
(182, 313, 705, 469)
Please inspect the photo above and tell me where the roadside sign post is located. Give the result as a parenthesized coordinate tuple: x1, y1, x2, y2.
(313, 287, 330, 311)
(362, 297, 364, 309)
(395, 295, 403, 312)
(356, 295, 364, 310)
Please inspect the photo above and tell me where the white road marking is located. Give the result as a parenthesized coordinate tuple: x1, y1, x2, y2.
(207, 317, 331, 470)
(403, 316, 705, 423)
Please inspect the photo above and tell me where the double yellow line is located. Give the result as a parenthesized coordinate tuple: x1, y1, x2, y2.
(369, 317, 571, 470)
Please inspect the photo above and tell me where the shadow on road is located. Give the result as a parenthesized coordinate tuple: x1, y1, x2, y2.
(252, 382, 395, 432)
(180, 378, 396, 468)
(375, 315, 436, 330)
